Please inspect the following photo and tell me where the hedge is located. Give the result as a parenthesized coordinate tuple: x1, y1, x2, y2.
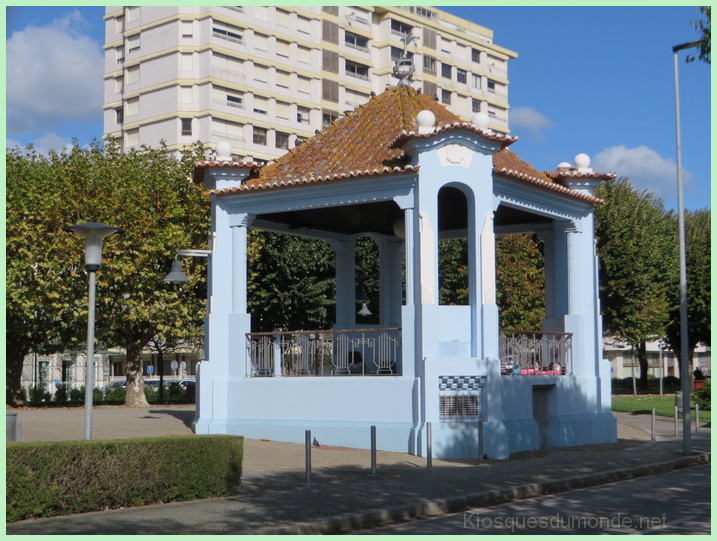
(6, 435, 243, 522)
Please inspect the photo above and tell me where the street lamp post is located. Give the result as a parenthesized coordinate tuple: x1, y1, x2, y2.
(672, 40, 700, 455)
(64, 222, 122, 440)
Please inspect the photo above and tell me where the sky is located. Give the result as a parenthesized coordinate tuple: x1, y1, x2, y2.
(4, 4, 712, 210)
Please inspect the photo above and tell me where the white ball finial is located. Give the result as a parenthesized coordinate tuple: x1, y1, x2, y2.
(216, 141, 233, 162)
(416, 110, 436, 134)
(557, 161, 572, 171)
(471, 112, 491, 131)
(574, 153, 591, 171)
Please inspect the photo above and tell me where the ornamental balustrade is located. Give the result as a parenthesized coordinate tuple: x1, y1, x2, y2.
(247, 328, 401, 377)
(499, 329, 573, 376)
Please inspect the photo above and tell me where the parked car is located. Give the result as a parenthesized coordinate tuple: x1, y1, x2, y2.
(104, 380, 126, 391)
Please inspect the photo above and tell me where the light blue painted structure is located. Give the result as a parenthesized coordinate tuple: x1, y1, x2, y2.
(192, 113, 617, 459)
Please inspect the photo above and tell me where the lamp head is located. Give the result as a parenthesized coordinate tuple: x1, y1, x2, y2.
(64, 222, 122, 271)
(164, 258, 190, 284)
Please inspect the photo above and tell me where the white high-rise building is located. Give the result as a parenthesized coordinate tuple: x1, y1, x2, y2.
(103, 6, 516, 162)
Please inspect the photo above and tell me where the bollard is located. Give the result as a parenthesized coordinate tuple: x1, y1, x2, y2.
(674, 405, 679, 437)
(426, 422, 433, 469)
(651, 408, 656, 441)
(695, 404, 699, 434)
(305, 430, 312, 484)
(370, 425, 377, 475)
(478, 420, 484, 463)
(6, 412, 18, 442)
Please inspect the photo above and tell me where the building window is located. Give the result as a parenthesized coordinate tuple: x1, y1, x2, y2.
(181, 21, 193, 38)
(345, 60, 369, 80)
(487, 79, 496, 92)
(391, 46, 413, 62)
(298, 46, 312, 66)
(423, 55, 436, 75)
(323, 6, 338, 15)
(322, 109, 338, 128)
(345, 32, 369, 52)
(297, 106, 310, 123)
(126, 33, 140, 54)
(213, 21, 243, 44)
(441, 89, 451, 105)
(456, 68, 467, 84)
(322, 20, 338, 44)
(322, 79, 339, 102)
(253, 127, 267, 145)
(322, 49, 339, 73)
(115, 107, 124, 124)
(254, 33, 268, 52)
(441, 63, 452, 79)
(227, 90, 243, 108)
(126, 65, 139, 84)
(181, 118, 192, 136)
(472, 98, 481, 113)
(253, 96, 268, 115)
(275, 101, 290, 119)
(276, 39, 290, 58)
(126, 6, 140, 22)
(471, 74, 481, 89)
(472, 48, 481, 63)
(297, 15, 311, 35)
(423, 27, 436, 49)
(275, 131, 290, 150)
(391, 19, 413, 37)
(423, 80, 437, 99)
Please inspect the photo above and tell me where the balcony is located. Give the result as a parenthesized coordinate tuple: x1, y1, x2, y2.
(247, 328, 401, 377)
(499, 329, 573, 376)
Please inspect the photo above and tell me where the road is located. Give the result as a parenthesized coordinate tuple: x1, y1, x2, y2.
(355, 464, 711, 535)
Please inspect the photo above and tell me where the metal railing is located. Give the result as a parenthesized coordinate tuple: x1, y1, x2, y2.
(247, 328, 401, 377)
(499, 329, 573, 376)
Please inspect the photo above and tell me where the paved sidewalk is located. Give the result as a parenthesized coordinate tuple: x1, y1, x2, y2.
(6, 406, 711, 535)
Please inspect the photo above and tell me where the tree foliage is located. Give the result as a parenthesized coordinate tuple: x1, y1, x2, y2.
(665, 209, 711, 362)
(594, 177, 677, 388)
(6, 142, 209, 406)
(495, 234, 545, 330)
(247, 231, 335, 332)
(692, 6, 711, 64)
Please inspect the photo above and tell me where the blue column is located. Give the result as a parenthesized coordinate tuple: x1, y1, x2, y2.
(330, 239, 356, 329)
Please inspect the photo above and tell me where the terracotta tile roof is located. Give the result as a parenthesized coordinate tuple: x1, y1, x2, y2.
(493, 150, 606, 204)
(205, 85, 607, 205)
(249, 86, 456, 185)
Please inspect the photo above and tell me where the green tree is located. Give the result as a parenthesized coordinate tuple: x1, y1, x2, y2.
(247, 231, 335, 332)
(665, 209, 711, 368)
(595, 178, 676, 390)
(6, 142, 209, 406)
(495, 234, 545, 330)
(692, 6, 711, 64)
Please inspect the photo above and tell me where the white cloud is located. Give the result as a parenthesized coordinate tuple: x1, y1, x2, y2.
(592, 145, 691, 200)
(6, 133, 80, 155)
(6, 10, 104, 135)
(509, 106, 554, 140)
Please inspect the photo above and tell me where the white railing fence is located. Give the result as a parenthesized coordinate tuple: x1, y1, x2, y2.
(499, 329, 573, 375)
(247, 328, 401, 377)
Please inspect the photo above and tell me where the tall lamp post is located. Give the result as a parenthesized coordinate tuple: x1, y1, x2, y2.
(672, 40, 700, 455)
(64, 222, 122, 440)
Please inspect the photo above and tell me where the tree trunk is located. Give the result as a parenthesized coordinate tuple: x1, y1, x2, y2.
(124, 342, 149, 407)
(6, 345, 29, 406)
(637, 340, 649, 391)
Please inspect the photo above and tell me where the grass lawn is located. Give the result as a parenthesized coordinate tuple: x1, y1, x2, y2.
(612, 394, 711, 424)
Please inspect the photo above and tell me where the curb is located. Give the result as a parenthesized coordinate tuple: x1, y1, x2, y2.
(253, 452, 710, 535)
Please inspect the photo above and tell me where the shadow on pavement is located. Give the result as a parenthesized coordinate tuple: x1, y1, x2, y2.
(148, 408, 195, 429)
